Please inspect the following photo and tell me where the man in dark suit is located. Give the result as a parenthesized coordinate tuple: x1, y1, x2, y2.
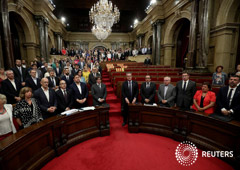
(54, 63, 62, 78)
(216, 75, 240, 120)
(34, 78, 57, 119)
(91, 77, 107, 106)
(144, 56, 152, 65)
(71, 64, 81, 76)
(140, 75, 156, 104)
(89, 67, 101, 86)
(56, 80, 74, 113)
(47, 70, 60, 90)
(25, 69, 41, 92)
(176, 72, 196, 110)
(11, 59, 28, 86)
(157, 76, 176, 107)
(121, 73, 139, 126)
(61, 68, 73, 88)
(31, 64, 43, 79)
(1, 70, 22, 104)
(70, 75, 88, 108)
(78, 58, 85, 70)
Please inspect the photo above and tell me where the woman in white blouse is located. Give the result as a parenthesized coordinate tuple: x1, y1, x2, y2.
(0, 94, 16, 141)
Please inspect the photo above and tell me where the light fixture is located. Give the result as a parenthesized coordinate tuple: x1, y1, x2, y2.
(61, 17, 66, 23)
(150, 0, 157, 5)
(89, 0, 120, 40)
(92, 25, 112, 41)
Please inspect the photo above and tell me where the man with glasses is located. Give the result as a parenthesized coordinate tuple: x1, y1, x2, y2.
(140, 75, 156, 104)
(157, 76, 176, 107)
(56, 80, 74, 113)
(176, 72, 196, 110)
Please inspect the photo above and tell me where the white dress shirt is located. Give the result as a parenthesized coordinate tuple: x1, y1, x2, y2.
(76, 83, 82, 94)
(182, 80, 189, 90)
(9, 79, 17, 90)
(42, 87, 50, 102)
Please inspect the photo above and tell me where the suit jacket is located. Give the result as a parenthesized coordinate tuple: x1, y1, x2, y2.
(91, 83, 107, 106)
(158, 84, 176, 107)
(216, 86, 240, 120)
(71, 69, 80, 76)
(61, 75, 74, 88)
(1, 79, 22, 104)
(88, 73, 101, 86)
(140, 82, 156, 104)
(33, 88, 57, 119)
(192, 90, 216, 114)
(54, 67, 62, 78)
(144, 59, 151, 65)
(176, 80, 196, 109)
(122, 80, 139, 104)
(41, 67, 47, 76)
(12, 66, 28, 82)
(25, 77, 41, 92)
(47, 77, 60, 88)
(56, 89, 74, 113)
(70, 82, 88, 108)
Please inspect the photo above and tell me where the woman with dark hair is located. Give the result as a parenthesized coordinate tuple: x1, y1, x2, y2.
(212, 65, 227, 86)
(13, 87, 43, 129)
(192, 82, 216, 115)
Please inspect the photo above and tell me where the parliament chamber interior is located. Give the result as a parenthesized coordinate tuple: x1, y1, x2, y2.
(0, 0, 240, 170)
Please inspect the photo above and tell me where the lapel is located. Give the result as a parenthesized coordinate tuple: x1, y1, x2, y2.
(40, 88, 50, 103)
(160, 85, 165, 97)
(60, 89, 67, 104)
(7, 79, 17, 92)
(74, 83, 82, 96)
(165, 85, 171, 98)
(30, 78, 37, 88)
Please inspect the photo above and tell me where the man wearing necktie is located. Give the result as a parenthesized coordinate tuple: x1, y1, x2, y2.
(11, 59, 28, 86)
(47, 70, 60, 90)
(176, 72, 196, 110)
(140, 75, 156, 104)
(25, 69, 41, 92)
(89, 67, 101, 86)
(216, 75, 240, 120)
(91, 77, 107, 106)
(56, 80, 74, 113)
(121, 73, 139, 126)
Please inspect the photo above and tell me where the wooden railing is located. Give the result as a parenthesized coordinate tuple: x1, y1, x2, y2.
(128, 104, 240, 168)
(0, 106, 110, 170)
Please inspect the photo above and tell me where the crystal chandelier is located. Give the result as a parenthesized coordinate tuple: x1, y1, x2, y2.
(92, 25, 112, 41)
(89, 0, 120, 40)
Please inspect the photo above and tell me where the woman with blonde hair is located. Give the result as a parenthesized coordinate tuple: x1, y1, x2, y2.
(0, 94, 16, 141)
(13, 87, 43, 129)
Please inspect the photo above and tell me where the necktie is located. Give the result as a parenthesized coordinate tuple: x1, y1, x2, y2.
(98, 84, 101, 89)
(183, 81, 187, 91)
(227, 89, 233, 106)
(128, 81, 132, 96)
(63, 90, 68, 102)
(164, 86, 168, 99)
(19, 67, 23, 81)
(146, 83, 150, 88)
(66, 76, 69, 81)
(52, 77, 55, 87)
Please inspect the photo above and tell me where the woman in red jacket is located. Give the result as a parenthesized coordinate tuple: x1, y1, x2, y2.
(192, 82, 216, 115)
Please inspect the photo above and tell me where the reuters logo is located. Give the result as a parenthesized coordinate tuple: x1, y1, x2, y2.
(175, 141, 198, 166)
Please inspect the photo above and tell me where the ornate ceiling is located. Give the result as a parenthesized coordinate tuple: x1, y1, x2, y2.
(53, 0, 149, 32)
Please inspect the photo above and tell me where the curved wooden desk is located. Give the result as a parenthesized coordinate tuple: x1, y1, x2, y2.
(0, 106, 110, 170)
(128, 104, 240, 167)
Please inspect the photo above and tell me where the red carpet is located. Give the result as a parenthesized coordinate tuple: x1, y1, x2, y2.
(42, 71, 233, 170)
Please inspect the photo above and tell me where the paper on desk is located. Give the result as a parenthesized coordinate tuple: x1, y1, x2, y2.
(144, 103, 158, 106)
(81, 106, 95, 111)
(61, 109, 79, 116)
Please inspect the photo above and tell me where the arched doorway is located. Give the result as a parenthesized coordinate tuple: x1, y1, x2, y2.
(175, 19, 190, 68)
(9, 12, 26, 61)
(93, 46, 107, 52)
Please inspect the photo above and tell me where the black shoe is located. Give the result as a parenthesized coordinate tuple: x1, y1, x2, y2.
(122, 122, 126, 127)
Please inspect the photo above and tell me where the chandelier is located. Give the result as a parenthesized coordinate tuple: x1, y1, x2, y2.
(89, 0, 120, 40)
(92, 25, 112, 41)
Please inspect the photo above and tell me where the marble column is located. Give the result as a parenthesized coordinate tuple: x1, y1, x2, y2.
(55, 32, 61, 52)
(44, 18, 49, 62)
(0, 0, 15, 68)
(187, 0, 199, 69)
(198, 0, 211, 69)
(35, 16, 47, 60)
(152, 23, 157, 65)
(155, 20, 164, 65)
(139, 36, 142, 48)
